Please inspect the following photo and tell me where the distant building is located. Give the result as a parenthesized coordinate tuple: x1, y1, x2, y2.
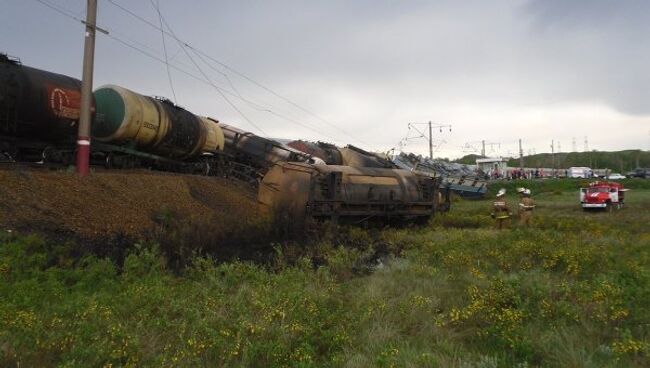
(476, 157, 508, 178)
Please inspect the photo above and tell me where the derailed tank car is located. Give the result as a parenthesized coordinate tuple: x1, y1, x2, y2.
(286, 140, 343, 165)
(1, 53, 82, 160)
(287, 140, 395, 168)
(219, 123, 319, 176)
(338, 145, 395, 169)
(258, 162, 442, 226)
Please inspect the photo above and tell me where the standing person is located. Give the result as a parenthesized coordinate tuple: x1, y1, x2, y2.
(491, 188, 511, 230)
(518, 189, 535, 227)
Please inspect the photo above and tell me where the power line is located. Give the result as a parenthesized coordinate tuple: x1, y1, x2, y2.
(189, 46, 343, 142)
(151, 0, 177, 104)
(33, 0, 281, 137)
(35, 0, 83, 22)
(109, 0, 346, 142)
(33, 0, 206, 86)
(191, 46, 367, 145)
(34, 0, 360, 144)
(152, 4, 269, 137)
(35, 0, 267, 135)
(103, 0, 365, 145)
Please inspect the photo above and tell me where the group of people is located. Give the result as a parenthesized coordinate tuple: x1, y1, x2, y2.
(483, 169, 547, 181)
(491, 187, 536, 229)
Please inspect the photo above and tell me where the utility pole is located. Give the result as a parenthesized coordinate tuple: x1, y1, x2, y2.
(404, 122, 451, 159)
(428, 121, 433, 160)
(518, 139, 524, 169)
(481, 140, 486, 157)
(75, 0, 98, 176)
(551, 140, 555, 177)
(572, 137, 577, 152)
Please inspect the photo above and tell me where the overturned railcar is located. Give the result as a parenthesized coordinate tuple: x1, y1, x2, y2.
(286, 140, 395, 169)
(219, 123, 318, 175)
(338, 145, 395, 169)
(258, 162, 444, 225)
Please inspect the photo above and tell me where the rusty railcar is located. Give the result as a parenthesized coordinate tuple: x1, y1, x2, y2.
(219, 123, 319, 173)
(286, 140, 395, 169)
(286, 140, 343, 165)
(338, 145, 395, 169)
(258, 162, 442, 225)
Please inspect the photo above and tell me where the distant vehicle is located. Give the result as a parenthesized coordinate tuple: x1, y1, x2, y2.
(608, 173, 626, 180)
(568, 167, 592, 178)
(628, 168, 650, 179)
(580, 181, 627, 211)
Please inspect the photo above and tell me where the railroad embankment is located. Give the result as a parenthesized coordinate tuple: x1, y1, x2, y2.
(0, 168, 258, 240)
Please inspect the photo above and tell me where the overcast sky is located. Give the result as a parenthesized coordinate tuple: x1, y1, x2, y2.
(2, 0, 649, 158)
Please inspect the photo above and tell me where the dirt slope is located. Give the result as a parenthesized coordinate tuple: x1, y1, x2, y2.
(0, 168, 258, 239)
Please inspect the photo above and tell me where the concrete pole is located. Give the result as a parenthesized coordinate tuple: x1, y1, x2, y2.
(481, 140, 485, 157)
(551, 140, 555, 177)
(519, 139, 524, 170)
(428, 121, 433, 160)
(75, 0, 97, 176)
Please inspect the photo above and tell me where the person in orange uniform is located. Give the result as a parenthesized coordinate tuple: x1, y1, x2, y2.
(491, 188, 511, 229)
(518, 188, 535, 227)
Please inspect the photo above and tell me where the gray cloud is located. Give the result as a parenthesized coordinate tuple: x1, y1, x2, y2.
(2, 0, 649, 157)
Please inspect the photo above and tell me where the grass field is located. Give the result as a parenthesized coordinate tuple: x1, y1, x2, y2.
(1, 181, 649, 367)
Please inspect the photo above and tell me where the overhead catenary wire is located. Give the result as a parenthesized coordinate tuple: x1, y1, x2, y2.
(156, 7, 344, 143)
(37, 0, 350, 142)
(191, 48, 347, 143)
(32, 0, 217, 88)
(35, 0, 268, 136)
(34, 0, 368, 146)
(189, 46, 368, 146)
(33, 0, 273, 136)
(119, 0, 347, 143)
(103, 0, 366, 146)
(151, 0, 177, 104)
(34, 0, 225, 93)
(149, 1, 269, 137)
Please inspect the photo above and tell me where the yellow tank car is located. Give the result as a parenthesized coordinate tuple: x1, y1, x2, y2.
(92, 84, 224, 160)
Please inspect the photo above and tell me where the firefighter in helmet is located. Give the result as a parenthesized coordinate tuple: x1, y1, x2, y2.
(491, 188, 511, 229)
(516, 187, 526, 211)
(518, 188, 535, 227)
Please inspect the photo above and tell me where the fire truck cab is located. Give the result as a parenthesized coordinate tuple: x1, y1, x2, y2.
(580, 181, 627, 211)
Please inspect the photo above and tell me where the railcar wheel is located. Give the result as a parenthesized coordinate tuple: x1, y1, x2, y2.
(1, 151, 15, 163)
(105, 153, 114, 169)
(202, 162, 211, 176)
(41, 146, 54, 164)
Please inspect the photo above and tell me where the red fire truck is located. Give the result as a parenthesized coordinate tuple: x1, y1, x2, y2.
(580, 181, 627, 211)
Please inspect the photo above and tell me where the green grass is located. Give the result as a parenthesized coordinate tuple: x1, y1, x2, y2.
(1, 185, 649, 367)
